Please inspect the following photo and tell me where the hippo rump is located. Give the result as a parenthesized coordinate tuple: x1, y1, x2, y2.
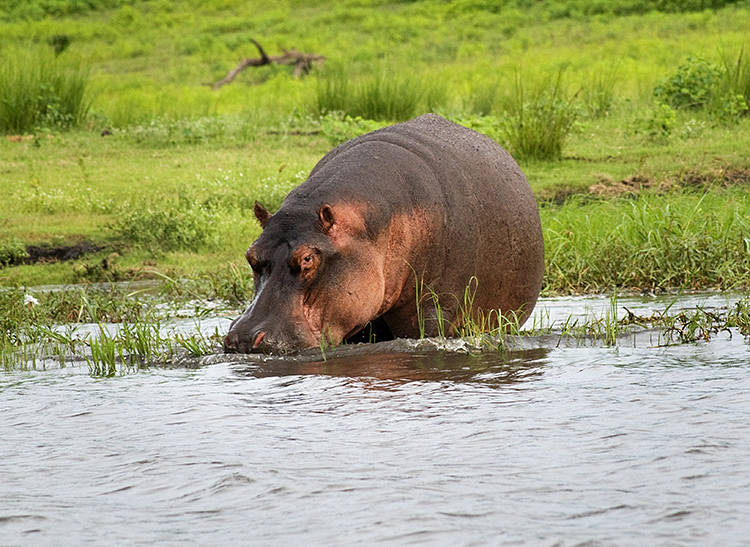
(223, 113, 544, 354)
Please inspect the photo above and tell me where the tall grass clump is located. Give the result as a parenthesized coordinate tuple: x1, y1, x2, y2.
(720, 46, 750, 113)
(581, 65, 619, 118)
(314, 65, 352, 117)
(498, 69, 578, 161)
(314, 65, 444, 122)
(0, 46, 91, 133)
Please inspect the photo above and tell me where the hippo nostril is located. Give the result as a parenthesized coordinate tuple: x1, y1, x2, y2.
(252, 331, 266, 349)
(223, 331, 240, 352)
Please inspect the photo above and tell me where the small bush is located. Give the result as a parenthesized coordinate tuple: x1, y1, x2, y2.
(0, 238, 28, 267)
(654, 56, 721, 110)
(631, 102, 677, 141)
(498, 70, 578, 161)
(653, 54, 749, 123)
(113, 197, 216, 253)
(0, 46, 91, 133)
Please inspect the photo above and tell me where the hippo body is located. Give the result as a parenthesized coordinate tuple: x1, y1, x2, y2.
(224, 113, 544, 354)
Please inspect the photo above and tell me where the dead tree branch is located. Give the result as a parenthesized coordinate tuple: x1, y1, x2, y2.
(211, 39, 325, 89)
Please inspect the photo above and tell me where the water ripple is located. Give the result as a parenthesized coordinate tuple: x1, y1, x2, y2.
(2, 316, 750, 544)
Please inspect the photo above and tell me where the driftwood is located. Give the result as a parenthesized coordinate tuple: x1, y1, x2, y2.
(211, 39, 325, 89)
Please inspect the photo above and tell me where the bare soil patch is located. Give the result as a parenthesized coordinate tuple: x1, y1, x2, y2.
(24, 241, 103, 264)
(540, 167, 750, 204)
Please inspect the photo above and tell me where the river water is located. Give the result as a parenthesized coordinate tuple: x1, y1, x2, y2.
(2, 293, 750, 545)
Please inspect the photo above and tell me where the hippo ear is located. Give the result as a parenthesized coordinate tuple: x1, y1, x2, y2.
(254, 201, 271, 228)
(318, 203, 335, 233)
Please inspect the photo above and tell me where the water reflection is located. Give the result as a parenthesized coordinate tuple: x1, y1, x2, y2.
(229, 347, 551, 385)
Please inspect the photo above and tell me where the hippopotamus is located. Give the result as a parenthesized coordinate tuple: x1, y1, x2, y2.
(223, 113, 544, 354)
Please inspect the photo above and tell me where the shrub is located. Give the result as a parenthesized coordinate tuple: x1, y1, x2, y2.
(631, 102, 677, 141)
(0, 238, 28, 267)
(0, 46, 91, 133)
(653, 54, 749, 123)
(113, 197, 215, 253)
(654, 56, 721, 110)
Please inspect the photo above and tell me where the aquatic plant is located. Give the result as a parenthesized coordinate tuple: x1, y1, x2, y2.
(86, 324, 119, 376)
(175, 321, 216, 357)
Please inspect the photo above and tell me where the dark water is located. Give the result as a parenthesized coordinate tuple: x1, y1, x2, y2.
(2, 295, 750, 545)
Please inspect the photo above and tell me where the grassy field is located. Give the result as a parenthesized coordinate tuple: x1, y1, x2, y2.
(1, 0, 750, 297)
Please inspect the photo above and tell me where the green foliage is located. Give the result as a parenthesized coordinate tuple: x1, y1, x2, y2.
(498, 70, 578, 161)
(0, 46, 91, 133)
(48, 34, 71, 55)
(465, 77, 500, 116)
(720, 46, 750, 112)
(653, 54, 749, 122)
(0, 285, 147, 346)
(314, 65, 446, 122)
(319, 113, 386, 145)
(113, 196, 216, 253)
(0, 238, 28, 267)
(122, 116, 230, 146)
(654, 56, 722, 110)
(542, 189, 750, 294)
(632, 102, 678, 141)
(539, 0, 741, 18)
(0, 0, 128, 20)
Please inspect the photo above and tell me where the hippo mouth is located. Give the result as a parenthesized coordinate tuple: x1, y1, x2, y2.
(342, 317, 393, 345)
(223, 316, 394, 355)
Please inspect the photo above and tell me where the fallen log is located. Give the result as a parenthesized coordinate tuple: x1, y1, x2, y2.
(211, 38, 325, 89)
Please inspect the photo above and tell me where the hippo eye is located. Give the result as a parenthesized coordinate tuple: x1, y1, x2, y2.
(302, 255, 313, 264)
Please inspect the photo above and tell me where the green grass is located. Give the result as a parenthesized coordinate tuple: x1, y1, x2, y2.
(314, 64, 447, 122)
(542, 188, 750, 294)
(0, 0, 749, 300)
(498, 69, 578, 161)
(0, 46, 91, 133)
(721, 46, 750, 107)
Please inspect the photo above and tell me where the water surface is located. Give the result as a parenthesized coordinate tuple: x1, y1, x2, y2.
(2, 294, 750, 545)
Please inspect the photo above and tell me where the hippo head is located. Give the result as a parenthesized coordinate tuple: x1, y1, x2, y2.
(223, 200, 387, 354)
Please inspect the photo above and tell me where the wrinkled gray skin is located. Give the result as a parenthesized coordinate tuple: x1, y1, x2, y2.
(224, 114, 544, 354)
